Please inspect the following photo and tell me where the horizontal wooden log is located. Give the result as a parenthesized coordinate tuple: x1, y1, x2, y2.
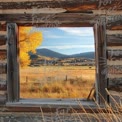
(107, 35, 122, 46)
(0, 22, 6, 31)
(108, 74, 122, 78)
(107, 15, 122, 30)
(107, 60, 122, 65)
(0, 31, 6, 35)
(108, 65, 122, 74)
(107, 46, 122, 50)
(107, 22, 122, 30)
(0, 91, 6, 95)
(0, 35, 6, 45)
(0, 84, 7, 91)
(18, 22, 93, 27)
(2, 106, 111, 113)
(107, 50, 122, 60)
(0, 63, 7, 74)
(93, 10, 122, 15)
(0, 0, 121, 12)
(0, 49, 7, 60)
(108, 86, 122, 92)
(108, 78, 122, 86)
(0, 13, 97, 24)
(109, 94, 122, 106)
(0, 45, 6, 50)
(108, 25, 122, 30)
(106, 89, 122, 106)
(106, 30, 122, 35)
(0, 96, 6, 104)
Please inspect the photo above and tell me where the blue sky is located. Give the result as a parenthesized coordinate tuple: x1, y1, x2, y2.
(32, 27, 95, 55)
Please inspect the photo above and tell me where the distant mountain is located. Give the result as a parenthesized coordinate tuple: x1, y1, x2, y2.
(71, 52, 95, 59)
(36, 48, 68, 58)
(36, 48, 95, 59)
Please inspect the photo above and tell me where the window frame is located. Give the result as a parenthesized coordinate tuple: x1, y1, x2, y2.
(6, 17, 108, 107)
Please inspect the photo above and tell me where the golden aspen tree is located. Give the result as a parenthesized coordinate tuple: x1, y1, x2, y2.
(19, 27, 43, 67)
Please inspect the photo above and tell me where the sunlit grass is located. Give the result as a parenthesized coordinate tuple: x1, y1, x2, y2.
(20, 66, 95, 98)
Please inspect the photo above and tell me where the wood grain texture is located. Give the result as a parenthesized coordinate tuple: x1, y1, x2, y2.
(108, 74, 122, 78)
(107, 15, 122, 30)
(18, 22, 93, 27)
(0, 84, 7, 91)
(0, 0, 121, 11)
(0, 91, 6, 95)
(0, 13, 97, 24)
(107, 35, 122, 46)
(7, 23, 20, 102)
(0, 95, 6, 104)
(0, 63, 6, 74)
(0, 31, 6, 35)
(0, 49, 6, 60)
(107, 60, 122, 65)
(2, 105, 110, 113)
(94, 22, 108, 104)
(0, 22, 6, 31)
(108, 65, 122, 74)
(108, 78, 122, 86)
(0, 35, 6, 45)
(107, 49, 122, 60)
(107, 46, 122, 50)
(106, 30, 122, 35)
(108, 89, 122, 104)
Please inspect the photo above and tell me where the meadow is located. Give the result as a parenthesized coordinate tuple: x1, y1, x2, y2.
(20, 66, 95, 99)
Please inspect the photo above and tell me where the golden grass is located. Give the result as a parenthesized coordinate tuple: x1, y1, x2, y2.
(20, 66, 95, 98)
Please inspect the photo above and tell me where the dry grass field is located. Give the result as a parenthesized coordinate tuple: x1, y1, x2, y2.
(20, 66, 95, 98)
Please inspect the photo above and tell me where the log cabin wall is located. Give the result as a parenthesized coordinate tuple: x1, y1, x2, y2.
(0, 22, 7, 105)
(0, 0, 122, 110)
(107, 16, 122, 105)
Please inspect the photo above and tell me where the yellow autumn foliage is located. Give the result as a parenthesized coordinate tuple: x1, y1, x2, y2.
(19, 27, 43, 67)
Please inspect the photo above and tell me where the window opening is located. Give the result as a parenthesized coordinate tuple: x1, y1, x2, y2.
(19, 27, 96, 99)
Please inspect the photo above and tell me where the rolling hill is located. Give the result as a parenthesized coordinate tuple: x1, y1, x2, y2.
(36, 48, 95, 59)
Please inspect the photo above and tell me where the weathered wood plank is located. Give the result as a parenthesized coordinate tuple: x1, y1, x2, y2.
(106, 30, 122, 35)
(109, 94, 122, 106)
(0, 35, 6, 45)
(18, 22, 93, 27)
(107, 46, 122, 50)
(107, 50, 122, 60)
(0, 95, 6, 104)
(0, 49, 6, 60)
(2, 106, 110, 113)
(108, 87, 122, 93)
(0, 84, 7, 91)
(0, 91, 6, 95)
(107, 21, 122, 30)
(0, 31, 6, 35)
(108, 65, 122, 74)
(107, 35, 122, 46)
(108, 74, 122, 78)
(0, 0, 121, 11)
(0, 45, 6, 50)
(0, 63, 6, 74)
(93, 10, 122, 15)
(7, 23, 20, 102)
(0, 13, 97, 24)
(94, 22, 108, 104)
(107, 60, 122, 65)
(107, 15, 122, 30)
(106, 89, 122, 106)
(0, 22, 6, 31)
(108, 78, 122, 86)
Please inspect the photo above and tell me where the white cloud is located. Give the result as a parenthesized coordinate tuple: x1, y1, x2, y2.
(46, 35, 63, 39)
(38, 45, 94, 49)
(58, 27, 94, 37)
